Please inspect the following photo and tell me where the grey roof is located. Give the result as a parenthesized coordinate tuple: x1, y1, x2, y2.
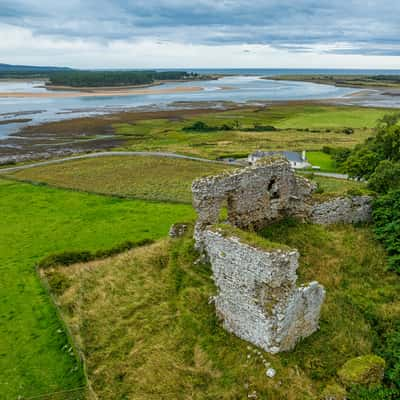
(251, 151, 304, 163)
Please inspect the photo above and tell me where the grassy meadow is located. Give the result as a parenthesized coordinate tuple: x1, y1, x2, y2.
(8, 155, 369, 203)
(42, 222, 399, 399)
(113, 105, 390, 159)
(10, 156, 233, 203)
(306, 151, 337, 172)
(0, 178, 194, 399)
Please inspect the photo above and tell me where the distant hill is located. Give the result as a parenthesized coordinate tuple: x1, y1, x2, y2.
(0, 63, 72, 72)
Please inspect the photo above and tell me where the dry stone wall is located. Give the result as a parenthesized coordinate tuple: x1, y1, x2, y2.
(200, 229, 325, 353)
(310, 196, 373, 224)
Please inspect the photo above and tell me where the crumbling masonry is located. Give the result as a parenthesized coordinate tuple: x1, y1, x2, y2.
(191, 158, 372, 353)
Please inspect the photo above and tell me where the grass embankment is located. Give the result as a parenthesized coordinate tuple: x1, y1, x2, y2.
(43, 222, 399, 399)
(0, 178, 194, 399)
(114, 105, 389, 159)
(10, 156, 233, 203)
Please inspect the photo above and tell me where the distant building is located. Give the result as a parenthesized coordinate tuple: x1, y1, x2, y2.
(248, 150, 311, 169)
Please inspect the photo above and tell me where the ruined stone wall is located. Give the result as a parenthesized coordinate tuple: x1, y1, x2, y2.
(191, 158, 371, 354)
(310, 196, 373, 225)
(201, 229, 325, 353)
(192, 158, 316, 231)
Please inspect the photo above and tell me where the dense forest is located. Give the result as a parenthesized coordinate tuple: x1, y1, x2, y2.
(0, 65, 202, 87)
(46, 70, 200, 87)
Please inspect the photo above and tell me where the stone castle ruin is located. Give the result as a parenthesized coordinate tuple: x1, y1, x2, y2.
(191, 157, 372, 353)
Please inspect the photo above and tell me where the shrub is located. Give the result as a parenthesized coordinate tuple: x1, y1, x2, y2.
(373, 190, 400, 273)
(337, 355, 386, 388)
(368, 160, 400, 194)
(182, 121, 233, 132)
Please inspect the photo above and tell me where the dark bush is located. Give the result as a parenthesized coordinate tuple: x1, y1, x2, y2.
(182, 121, 233, 132)
(247, 124, 277, 132)
(343, 127, 354, 134)
(373, 190, 400, 274)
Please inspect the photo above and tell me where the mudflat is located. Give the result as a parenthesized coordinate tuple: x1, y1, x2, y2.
(0, 85, 205, 98)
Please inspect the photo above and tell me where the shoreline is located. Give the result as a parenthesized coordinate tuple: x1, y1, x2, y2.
(0, 85, 207, 99)
(266, 75, 400, 91)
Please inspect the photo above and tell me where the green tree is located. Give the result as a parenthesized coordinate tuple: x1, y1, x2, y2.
(368, 160, 400, 193)
(345, 114, 400, 179)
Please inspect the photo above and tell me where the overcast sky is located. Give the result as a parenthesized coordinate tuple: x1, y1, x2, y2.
(1, 0, 400, 69)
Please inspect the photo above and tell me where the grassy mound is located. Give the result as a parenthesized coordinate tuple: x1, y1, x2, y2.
(338, 354, 385, 388)
(43, 222, 399, 399)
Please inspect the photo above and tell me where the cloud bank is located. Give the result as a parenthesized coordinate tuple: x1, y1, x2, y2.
(1, 0, 399, 68)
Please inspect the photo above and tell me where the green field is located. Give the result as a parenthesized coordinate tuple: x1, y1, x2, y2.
(43, 223, 399, 399)
(113, 105, 390, 159)
(306, 151, 336, 172)
(0, 178, 194, 399)
(10, 156, 233, 203)
(8, 155, 370, 205)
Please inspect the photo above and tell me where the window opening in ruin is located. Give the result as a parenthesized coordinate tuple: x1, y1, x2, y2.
(268, 178, 280, 200)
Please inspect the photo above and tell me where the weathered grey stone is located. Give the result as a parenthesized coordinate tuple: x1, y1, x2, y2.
(169, 223, 188, 238)
(266, 368, 276, 378)
(310, 196, 373, 224)
(201, 229, 325, 353)
(192, 158, 372, 229)
(192, 157, 316, 232)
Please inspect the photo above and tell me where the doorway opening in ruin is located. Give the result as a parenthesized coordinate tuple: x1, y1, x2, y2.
(218, 198, 229, 223)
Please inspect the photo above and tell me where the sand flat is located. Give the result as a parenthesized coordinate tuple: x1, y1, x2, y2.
(0, 85, 205, 98)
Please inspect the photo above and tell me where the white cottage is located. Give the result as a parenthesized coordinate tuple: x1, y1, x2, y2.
(248, 150, 311, 169)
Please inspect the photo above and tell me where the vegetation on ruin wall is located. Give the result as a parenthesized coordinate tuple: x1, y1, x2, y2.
(212, 223, 291, 251)
(0, 178, 194, 399)
(43, 223, 399, 399)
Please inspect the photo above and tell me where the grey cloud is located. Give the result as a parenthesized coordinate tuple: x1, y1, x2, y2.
(0, 0, 400, 56)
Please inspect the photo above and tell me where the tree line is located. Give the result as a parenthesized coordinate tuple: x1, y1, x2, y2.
(47, 70, 199, 87)
(0, 68, 201, 87)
